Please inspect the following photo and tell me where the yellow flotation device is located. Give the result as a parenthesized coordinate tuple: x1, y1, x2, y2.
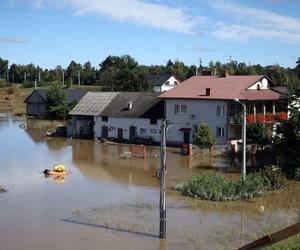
(53, 164, 65, 172)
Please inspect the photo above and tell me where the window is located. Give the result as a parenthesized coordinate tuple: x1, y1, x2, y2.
(216, 127, 225, 137)
(174, 81, 178, 86)
(150, 129, 157, 134)
(216, 105, 225, 117)
(102, 116, 108, 122)
(140, 128, 147, 134)
(150, 118, 157, 125)
(165, 81, 170, 86)
(175, 104, 187, 114)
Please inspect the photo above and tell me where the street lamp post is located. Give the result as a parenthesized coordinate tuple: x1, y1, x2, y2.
(234, 98, 246, 181)
(159, 120, 167, 239)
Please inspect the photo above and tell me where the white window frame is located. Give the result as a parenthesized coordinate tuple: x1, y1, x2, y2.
(175, 104, 187, 114)
(216, 105, 225, 117)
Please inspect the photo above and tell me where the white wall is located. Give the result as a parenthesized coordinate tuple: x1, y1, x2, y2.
(248, 77, 269, 90)
(94, 116, 163, 142)
(165, 99, 228, 144)
(153, 76, 180, 93)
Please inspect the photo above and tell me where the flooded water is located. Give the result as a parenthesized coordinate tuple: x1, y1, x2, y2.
(0, 113, 300, 250)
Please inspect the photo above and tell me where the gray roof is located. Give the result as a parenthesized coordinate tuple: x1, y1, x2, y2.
(24, 89, 88, 104)
(101, 92, 164, 118)
(69, 92, 119, 116)
(149, 73, 174, 86)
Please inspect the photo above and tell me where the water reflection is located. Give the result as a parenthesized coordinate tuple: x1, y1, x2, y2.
(1, 113, 300, 250)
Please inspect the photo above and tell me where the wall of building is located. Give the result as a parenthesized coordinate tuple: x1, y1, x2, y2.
(26, 92, 46, 117)
(26, 103, 46, 117)
(248, 77, 269, 90)
(94, 116, 162, 142)
(153, 76, 180, 93)
(69, 116, 94, 138)
(165, 99, 228, 145)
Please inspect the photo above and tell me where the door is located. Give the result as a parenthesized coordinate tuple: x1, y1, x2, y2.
(117, 128, 123, 141)
(88, 121, 94, 137)
(183, 131, 190, 144)
(129, 126, 137, 143)
(101, 126, 108, 138)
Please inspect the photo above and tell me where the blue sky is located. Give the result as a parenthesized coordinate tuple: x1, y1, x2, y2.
(0, 0, 299, 69)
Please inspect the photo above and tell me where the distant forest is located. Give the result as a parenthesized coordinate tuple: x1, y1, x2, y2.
(0, 55, 300, 91)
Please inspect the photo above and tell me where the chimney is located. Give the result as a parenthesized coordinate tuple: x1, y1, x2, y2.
(224, 71, 229, 77)
(201, 70, 212, 76)
(127, 101, 133, 110)
(205, 88, 211, 96)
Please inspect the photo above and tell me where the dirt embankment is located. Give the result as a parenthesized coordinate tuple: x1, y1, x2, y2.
(0, 86, 30, 115)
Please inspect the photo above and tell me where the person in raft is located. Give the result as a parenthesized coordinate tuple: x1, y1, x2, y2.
(43, 165, 65, 175)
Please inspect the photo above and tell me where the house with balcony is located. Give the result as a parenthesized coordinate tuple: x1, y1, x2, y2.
(159, 72, 287, 146)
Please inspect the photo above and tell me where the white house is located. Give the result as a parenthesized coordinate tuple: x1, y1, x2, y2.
(150, 73, 180, 93)
(68, 92, 164, 144)
(94, 92, 164, 144)
(68, 92, 119, 138)
(159, 72, 287, 146)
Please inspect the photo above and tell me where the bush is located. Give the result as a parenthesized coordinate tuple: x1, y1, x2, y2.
(295, 168, 300, 181)
(262, 165, 286, 189)
(194, 123, 216, 154)
(174, 173, 266, 201)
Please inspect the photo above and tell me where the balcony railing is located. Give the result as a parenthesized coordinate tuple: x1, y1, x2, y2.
(228, 112, 288, 124)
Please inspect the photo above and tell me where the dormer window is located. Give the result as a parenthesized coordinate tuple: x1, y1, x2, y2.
(127, 101, 133, 110)
(257, 84, 261, 91)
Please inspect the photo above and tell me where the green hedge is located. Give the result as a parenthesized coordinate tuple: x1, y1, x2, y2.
(174, 167, 285, 201)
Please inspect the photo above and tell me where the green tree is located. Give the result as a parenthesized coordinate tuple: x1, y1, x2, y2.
(66, 60, 82, 86)
(46, 83, 68, 119)
(0, 58, 9, 80)
(195, 123, 216, 154)
(99, 55, 150, 91)
(275, 87, 300, 175)
(246, 123, 269, 144)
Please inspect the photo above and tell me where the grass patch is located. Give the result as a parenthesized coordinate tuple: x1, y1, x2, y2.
(173, 166, 286, 201)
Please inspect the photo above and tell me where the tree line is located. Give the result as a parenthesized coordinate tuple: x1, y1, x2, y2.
(0, 55, 300, 91)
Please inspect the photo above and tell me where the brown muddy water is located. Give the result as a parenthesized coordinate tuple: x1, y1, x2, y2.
(0, 113, 300, 250)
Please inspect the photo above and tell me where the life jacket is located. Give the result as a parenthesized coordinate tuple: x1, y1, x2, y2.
(53, 164, 65, 172)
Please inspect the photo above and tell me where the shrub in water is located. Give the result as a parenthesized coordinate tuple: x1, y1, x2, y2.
(262, 165, 286, 189)
(175, 173, 266, 201)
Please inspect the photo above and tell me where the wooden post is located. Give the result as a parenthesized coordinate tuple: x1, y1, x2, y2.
(238, 222, 300, 250)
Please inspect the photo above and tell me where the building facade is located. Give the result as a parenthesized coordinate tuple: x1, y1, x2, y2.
(160, 73, 287, 146)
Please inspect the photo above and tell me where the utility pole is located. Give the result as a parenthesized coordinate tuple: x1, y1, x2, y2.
(159, 120, 167, 239)
(62, 70, 65, 86)
(34, 80, 37, 90)
(78, 71, 80, 86)
(6, 71, 9, 83)
(38, 71, 41, 82)
(233, 98, 247, 181)
(24, 72, 27, 83)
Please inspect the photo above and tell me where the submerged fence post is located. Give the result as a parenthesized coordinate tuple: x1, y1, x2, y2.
(159, 120, 167, 239)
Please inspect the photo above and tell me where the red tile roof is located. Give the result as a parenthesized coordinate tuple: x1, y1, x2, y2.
(159, 75, 282, 101)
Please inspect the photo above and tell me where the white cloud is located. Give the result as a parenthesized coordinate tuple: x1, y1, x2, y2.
(0, 36, 28, 43)
(209, 0, 300, 44)
(212, 22, 300, 44)
(22, 0, 202, 34)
